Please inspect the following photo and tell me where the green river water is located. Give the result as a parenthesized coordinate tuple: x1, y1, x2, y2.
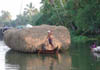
(0, 41, 100, 70)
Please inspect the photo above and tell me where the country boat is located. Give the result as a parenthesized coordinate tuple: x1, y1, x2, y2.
(91, 42, 100, 53)
(34, 47, 59, 54)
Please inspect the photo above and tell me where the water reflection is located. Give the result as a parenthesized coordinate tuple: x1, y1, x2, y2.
(5, 50, 72, 70)
(0, 41, 9, 70)
(92, 52, 100, 61)
(70, 44, 100, 70)
(1, 41, 100, 70)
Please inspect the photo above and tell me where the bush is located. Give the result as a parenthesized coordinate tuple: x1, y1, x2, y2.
(72, 35, 89, 43)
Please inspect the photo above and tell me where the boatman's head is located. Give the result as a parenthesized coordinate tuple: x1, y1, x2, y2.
(48, 30, 51, 33)
(48, 30, 52, 34)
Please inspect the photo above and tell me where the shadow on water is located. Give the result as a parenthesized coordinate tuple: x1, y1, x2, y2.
(5, 50, 72, 70)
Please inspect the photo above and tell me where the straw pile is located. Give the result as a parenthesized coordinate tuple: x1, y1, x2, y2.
(4, 25, 71, 52)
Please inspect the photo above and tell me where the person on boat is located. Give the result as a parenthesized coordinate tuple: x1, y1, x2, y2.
(91, 42, 96, 48)
(47, 30, 54, 48)
(91, 42, 97, 52)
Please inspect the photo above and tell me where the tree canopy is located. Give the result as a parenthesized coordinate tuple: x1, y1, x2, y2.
(0, 0, 100, 36)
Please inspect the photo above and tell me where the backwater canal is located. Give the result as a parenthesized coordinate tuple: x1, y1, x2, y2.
(0, 41, 100, 70)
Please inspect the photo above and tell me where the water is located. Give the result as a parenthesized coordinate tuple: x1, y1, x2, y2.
(0, 41, 100, 70)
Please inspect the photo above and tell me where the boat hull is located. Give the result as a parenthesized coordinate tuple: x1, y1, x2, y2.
(34, 47, 59, 54)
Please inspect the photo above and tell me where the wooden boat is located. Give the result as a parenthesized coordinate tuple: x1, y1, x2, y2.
(34, 47, 59, 54)
(92, 46, 100, 53)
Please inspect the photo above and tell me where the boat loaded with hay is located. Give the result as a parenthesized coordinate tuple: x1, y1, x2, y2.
(4, 25, 71, 54)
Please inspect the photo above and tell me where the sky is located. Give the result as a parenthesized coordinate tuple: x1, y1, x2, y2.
(0, 0, 42, 19)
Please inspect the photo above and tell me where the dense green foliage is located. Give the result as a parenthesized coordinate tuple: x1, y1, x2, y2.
(38, 0, 100, 42)
(38, 0, 100, 35)
(0, 0, 100, 42)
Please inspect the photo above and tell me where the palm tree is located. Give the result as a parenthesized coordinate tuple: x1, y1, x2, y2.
(0, 10, 12, 22)
(24, 2, 38, 16)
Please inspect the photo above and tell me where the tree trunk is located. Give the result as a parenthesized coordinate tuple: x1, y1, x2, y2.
(59, 0, 64, 7)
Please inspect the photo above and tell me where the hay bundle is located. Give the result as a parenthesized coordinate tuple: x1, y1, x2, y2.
(4, 25, 71, 52)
